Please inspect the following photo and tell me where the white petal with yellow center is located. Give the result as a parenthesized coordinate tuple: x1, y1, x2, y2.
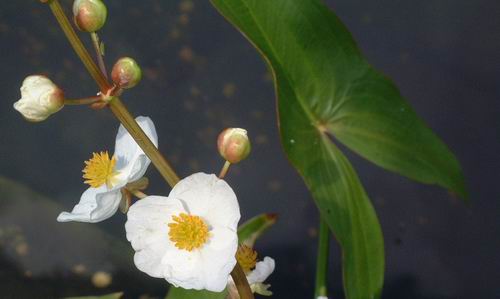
(57, 116, 157, 223)
(125, 173, 240, 292)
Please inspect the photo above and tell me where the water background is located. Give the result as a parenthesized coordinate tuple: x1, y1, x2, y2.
(0, 1, 499, 298)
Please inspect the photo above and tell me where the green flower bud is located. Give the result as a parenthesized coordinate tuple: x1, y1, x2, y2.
(111, 57, 142, 89)
(217, 128, 251, 164)
(73, 0, 107, 32)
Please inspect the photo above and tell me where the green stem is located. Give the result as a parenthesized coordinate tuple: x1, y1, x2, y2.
(231, 263, 255, 299)
(108, 97, 180, 187)
(47, 0, 109, 91)
(45, 0, 180, 188)
(90, 32, 108, 79)
(131, 190, 147, 199)
(64, 96, 101, 105)
(218, 160, 231, 179)
(315, 217, 330, 298)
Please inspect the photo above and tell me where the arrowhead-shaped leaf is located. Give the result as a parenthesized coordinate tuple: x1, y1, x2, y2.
(210, 0, 466, 298)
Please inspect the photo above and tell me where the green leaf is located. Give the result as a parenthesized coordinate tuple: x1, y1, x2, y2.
(165, 287, 227, 299)
(64, 292, 123, 299)
(237, 213, 277, 247)
(210, 0, 466, 298)
(325, 69, 467, 198)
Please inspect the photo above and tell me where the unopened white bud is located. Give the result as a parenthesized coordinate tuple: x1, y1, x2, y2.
(13, 75, 64, 122)
(217, 128, 251, 163)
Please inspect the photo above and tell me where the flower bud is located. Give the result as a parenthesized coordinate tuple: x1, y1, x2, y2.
(72, 0, 107, 32)
(217, 128, 251, 163)
(13, 75, 64, 122)
(111, 57, 142, 89)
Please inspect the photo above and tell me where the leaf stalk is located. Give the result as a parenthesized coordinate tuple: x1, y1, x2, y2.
(315, 217, 330, 298)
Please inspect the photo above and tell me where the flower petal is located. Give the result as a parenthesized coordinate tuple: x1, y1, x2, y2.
(169, 172, 240, 230)
(197, 227, 238, 292)
(114, 116, 158, 183)
(125, 196, 185, 251)
(57, 185, 123, 223)
(247, 257, 275, 285)
(126, 196, 189, 279)
(133, 246, 165, 278)
(161, 247, 205, 290)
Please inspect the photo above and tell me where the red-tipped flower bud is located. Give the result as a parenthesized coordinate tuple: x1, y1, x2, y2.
(217, 128, 251, 164)
(111, 57, 142, 89)
(73, 0, 107, 32)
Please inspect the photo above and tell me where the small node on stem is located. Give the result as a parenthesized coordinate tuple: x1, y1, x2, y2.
(73, 0, 107, 32)
(217, 128, 251, 164)
(111, 57, 142, 89)
(90, 86, 119, 110)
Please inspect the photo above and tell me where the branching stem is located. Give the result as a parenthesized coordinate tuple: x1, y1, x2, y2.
(47, 0, 109, 91)
(46, 0, 180, 188)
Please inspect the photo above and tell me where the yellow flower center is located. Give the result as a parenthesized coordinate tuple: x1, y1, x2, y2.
(82, 151, 119, 188)
(168, 213, 210, 251)
(236, 245, 258, 273)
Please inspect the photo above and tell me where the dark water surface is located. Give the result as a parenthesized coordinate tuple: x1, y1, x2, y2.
(0, 1, 499, 298)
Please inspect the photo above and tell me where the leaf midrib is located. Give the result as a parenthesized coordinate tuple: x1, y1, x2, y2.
(230, 0, 329, 129)
(321, 137, 376, 294)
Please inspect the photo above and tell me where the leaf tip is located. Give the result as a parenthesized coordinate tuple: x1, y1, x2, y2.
(265, 213, 278, 223)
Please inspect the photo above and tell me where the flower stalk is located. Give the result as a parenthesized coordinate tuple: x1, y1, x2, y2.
(108, 97, 180, 187)
(231, 263, 255, 299)
(130, 189, 147, 199)
(219, 160, 231, 179)
(314, 217, 330, 298)
(46, 0, 109, 91)
(90, 32, 108, 79)
(64, 95, 101, 105)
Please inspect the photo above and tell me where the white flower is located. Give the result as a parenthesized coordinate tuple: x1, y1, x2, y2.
(57, 116, 157, 223)
(247, 257, 275, 296)
(317, 296, 329, 299)
(125, 172, 240, 292)
(13, 75, 64, 122)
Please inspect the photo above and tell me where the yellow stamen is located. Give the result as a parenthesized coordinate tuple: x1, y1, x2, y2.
(236, 245, 258, 273)
(168, 213, 210, 251)
(82, 151, 119, 188)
